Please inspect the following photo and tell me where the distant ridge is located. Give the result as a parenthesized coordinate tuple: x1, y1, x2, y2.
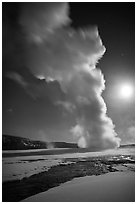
(2, 135, 134, 150)
(2, 135, 78, 150)
(120, 143, 135, 148)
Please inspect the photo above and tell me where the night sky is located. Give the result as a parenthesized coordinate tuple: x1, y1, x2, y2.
(3, 2, 135, 146)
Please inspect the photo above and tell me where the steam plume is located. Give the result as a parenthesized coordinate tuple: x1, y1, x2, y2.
(20, 3, 120, 149)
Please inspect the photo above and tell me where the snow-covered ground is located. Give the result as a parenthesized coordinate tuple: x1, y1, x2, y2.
(23, 171, 135, 202)
(2, 147, 135, 182)
(2, 146, 135, 156)
(3, 148, 69, 154)
(3, 156, 62, 182)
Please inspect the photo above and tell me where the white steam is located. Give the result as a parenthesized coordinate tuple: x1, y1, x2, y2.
(20, 3, 120, 149)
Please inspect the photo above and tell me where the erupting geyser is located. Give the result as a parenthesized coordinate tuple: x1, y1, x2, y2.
(8, 3, 121, 150)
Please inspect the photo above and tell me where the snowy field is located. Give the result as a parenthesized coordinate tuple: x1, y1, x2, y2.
(2, 147, 134, 182)
(2, 147, 135, 202)
(23, 172, 135, 202)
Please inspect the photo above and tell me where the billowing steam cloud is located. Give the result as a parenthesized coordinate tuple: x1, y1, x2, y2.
(11, 3, 121, 149)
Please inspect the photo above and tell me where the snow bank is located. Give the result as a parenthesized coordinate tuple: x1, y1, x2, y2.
(23, 172, 135, 202)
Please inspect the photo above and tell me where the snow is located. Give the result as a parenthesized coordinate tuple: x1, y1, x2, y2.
(23, 172, 135, 202)
(3, 156, 64, 182)
(2, 147, 134, 182)
(3, 146, 135, 158)
(3, 148, 68, 154)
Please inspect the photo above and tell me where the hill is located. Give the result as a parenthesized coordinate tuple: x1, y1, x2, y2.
(2, 135, 78, 150)
(120, 144, 135, 148)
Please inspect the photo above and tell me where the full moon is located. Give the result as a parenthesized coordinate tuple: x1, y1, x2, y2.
(119, 83, 133, 99)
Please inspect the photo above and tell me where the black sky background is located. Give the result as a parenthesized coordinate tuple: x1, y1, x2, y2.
(2, 3, 135, 144)
(70, 3, 135, 84)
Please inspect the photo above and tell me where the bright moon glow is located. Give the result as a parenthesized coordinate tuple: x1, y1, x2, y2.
(119, 84, 133, 99)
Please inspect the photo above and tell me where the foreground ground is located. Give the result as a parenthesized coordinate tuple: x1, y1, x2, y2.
(2, 147, 135, 202)
(23, 172, 135, 202)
